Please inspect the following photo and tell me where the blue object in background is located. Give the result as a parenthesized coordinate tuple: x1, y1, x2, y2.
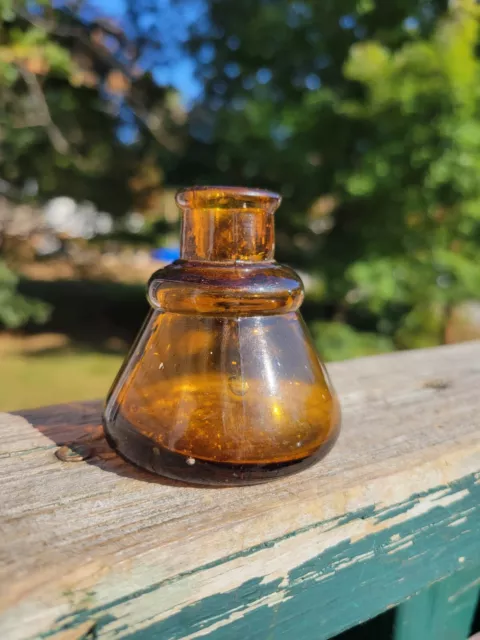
(151, 247, 180, 262)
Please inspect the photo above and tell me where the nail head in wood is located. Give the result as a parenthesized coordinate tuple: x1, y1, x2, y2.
(55, 443, 92, 463)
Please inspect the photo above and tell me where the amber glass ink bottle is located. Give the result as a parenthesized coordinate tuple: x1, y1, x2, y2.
(104, 187, 340, 485)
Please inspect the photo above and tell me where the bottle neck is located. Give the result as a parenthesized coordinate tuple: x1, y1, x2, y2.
(180, 207, 275, 262)
(176, 187, 280, 263)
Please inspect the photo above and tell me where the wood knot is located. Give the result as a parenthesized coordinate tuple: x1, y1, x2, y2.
(422, 378, 450, 390)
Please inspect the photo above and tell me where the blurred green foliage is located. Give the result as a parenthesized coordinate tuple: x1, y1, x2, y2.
(0, 0, 182, 329)
(0, 261, 50, 328)
(186, 0, 480, 355)
(0, 2, 180, 210)
(2, 0, 480, 359)
(311, 321, 394, 362)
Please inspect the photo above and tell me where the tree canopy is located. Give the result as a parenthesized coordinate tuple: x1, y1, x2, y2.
(1, 0, 480, 356)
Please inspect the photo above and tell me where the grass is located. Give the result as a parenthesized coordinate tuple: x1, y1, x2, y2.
(0, 341, 124, 412)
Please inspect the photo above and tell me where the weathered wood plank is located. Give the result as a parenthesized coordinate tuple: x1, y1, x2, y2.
(1, 342, 480, 639)
(394, 564, 480, 640)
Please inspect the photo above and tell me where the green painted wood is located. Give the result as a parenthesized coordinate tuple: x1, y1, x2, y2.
(394, 564, 480, 640)
(44, 473, 480, 640)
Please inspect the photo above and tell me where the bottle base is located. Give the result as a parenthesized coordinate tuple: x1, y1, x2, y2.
(103, 413, 339, 486)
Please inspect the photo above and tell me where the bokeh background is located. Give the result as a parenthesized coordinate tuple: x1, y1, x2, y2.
(2, 0, 480, 411)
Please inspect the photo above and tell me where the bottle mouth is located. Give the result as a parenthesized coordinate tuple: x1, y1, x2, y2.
(176, 186, 281, 213)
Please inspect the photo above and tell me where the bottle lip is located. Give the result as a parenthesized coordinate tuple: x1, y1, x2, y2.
(176, 186, 281, 211)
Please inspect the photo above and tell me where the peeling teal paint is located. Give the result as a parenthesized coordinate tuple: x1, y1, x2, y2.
(46, 474, 480, 640)
(125, 578, 284, 640)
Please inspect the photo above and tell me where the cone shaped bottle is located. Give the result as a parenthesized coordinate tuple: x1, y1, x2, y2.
(104, 187, 340, 485)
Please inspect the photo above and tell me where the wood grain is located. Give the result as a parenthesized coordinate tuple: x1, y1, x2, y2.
(1, 342, 480, 639)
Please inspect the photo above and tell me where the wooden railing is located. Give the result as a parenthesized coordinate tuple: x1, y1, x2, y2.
(1, 342, 480, 639)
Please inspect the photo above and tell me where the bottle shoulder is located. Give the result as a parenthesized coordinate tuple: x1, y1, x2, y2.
(149, 259, 302, 287)
(148, 260, 304, 315)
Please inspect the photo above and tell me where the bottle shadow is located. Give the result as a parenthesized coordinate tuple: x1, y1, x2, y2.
(13, 401, 221, 489)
